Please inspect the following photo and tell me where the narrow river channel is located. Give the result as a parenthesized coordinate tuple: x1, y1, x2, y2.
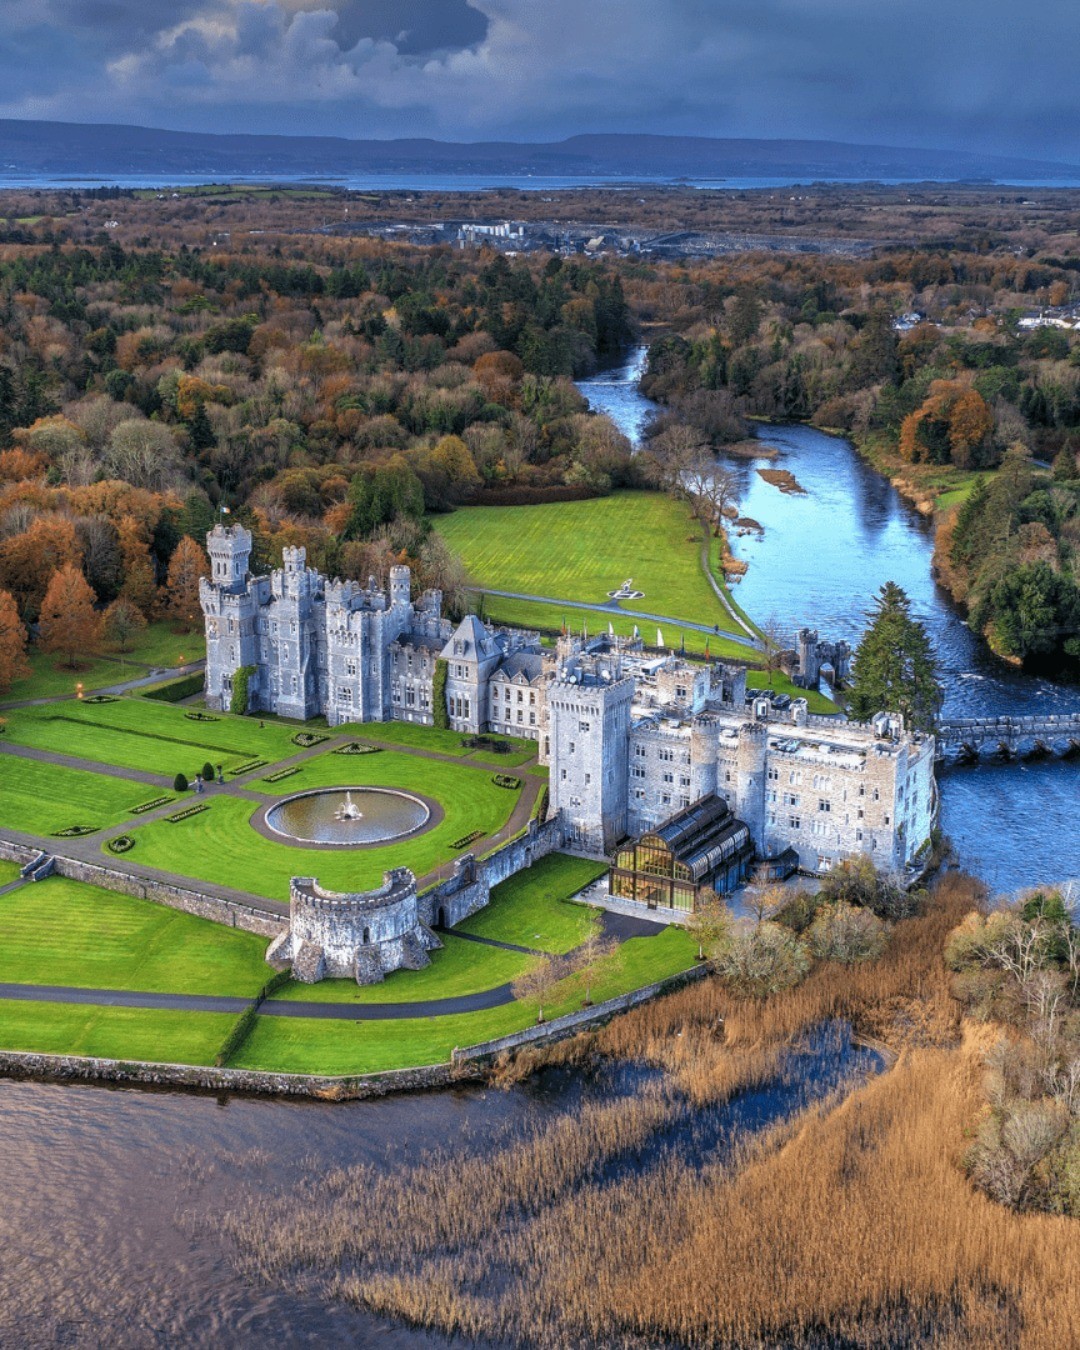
(577, 346, 1080, 896)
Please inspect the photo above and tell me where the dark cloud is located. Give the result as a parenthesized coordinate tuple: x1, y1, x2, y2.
(0, 0, 1075, 163)
(304, 1, 489, 55)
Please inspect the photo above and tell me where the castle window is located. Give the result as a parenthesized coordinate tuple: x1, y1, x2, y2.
(663, 772, 674, 784)
(676, 686, 687, 699)
(517, 690, 523, 704)
(634, 744, 646, 758)
(569, 741, 576, 753)
(680, 776, 690, 787)
(340, 687, 353, 704)
(579, 720, 590, 732)
(783, 792, 799, 807)
(585, 773, 591, 785)
(530, 692, 536, 705)
(818, 800, 830, 813)
(346, 660, 356, 676)
(662, 794, 671, 806)
(632, 767, 645, 779)
(767, 767, 779, 781)
(560, 769, 567, 780)
(789, 816, 801, 830)
(517, 710, 523, 723)
(529, 712, 536, 726)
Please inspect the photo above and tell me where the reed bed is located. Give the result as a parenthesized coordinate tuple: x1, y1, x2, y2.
(216, 876, 1080, 1348)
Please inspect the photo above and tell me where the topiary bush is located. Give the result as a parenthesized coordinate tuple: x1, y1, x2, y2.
(173, 772, 189, 792)
(202, 761, 216, 783)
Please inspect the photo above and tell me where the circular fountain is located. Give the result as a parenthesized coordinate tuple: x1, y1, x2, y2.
(264, 788, 430, 846)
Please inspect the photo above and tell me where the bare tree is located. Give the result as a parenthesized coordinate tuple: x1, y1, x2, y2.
(512, 956, 564, 1025)
(574, 928, 617, 1006)
(759, 613, 789, 689)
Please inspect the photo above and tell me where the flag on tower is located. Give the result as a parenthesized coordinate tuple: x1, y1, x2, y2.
(680, 632, 686, 655)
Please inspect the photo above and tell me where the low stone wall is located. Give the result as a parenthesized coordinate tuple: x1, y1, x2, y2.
(0, 839, 35, 867)
(421, 814, 566, 929)
(453, 961, 709, 1065)
(0, 839, 284, 939)
(0, 1048, 481, 1100)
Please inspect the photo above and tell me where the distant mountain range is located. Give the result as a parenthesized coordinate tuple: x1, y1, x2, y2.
(0, 120, 1076, 183)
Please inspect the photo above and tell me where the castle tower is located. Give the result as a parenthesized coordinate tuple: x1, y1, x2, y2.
(389, 565, 412, 609)
(207, 523, 252, 592)
(549, 658, 634, 854)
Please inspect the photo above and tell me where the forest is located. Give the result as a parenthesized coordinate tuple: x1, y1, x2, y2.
(2, 182, 1080, 686)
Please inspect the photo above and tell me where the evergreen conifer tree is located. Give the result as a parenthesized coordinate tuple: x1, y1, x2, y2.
(848, 582, 941, 732)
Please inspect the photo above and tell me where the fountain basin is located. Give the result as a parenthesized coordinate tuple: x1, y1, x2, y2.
(263, 788, 431, 846)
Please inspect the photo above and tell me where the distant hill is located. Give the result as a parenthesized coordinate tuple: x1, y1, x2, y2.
(0, 119, 1076, 182)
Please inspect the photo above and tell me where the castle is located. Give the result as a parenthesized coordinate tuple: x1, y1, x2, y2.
(201, 525, 936, 911)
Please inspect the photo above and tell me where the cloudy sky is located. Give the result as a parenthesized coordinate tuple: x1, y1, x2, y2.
(0, 0, 1071, 157)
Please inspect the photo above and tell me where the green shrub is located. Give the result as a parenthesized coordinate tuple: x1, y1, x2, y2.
(107, 836, 135, 854)
(143, 673, 205, 703)
(230, 664, 257, 716)
(173, 772, 189, 792)
(432, 658, 449, 730)
(202, 761, 216, 783)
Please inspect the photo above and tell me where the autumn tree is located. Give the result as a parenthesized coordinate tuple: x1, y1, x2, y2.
(103, 595, 147, 657)
(899, 380, 994, 469)
(117, 515, 158, 616)
(164, 536, 209, 631)
(38, 564, 103, 669)
(685, 890, 733, 962)
(0, 514, 83, 621)
(0, 587, 30, 693)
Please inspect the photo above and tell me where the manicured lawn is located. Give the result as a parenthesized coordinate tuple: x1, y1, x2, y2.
(2, 698, 302, 778)
(0, 623, 205, 703)
(348, 719, 536, 765)
(235, 924, 698, 1075)
(472, 595, 756, 662)
(435, 492, 742, 634)
(234, 1001, 538, 1075)
(121, 751, 523, 902)
(271, 935, 534, 1004)
(1, 876, 270, 996)
(0, 756, 147, 836)
(0, 999, 232, 1065)
(0, 860, 22, 886)
(585, 926, 699, 1003)
(457, 853, 607, 954)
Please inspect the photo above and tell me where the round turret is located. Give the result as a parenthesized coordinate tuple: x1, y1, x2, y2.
(389, 564, 412, 608)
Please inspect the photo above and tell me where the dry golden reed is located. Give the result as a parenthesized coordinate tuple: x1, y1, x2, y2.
(218, 876, 1080, 1348)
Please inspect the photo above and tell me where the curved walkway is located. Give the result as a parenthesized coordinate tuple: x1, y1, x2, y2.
(0, 913, 669, 1022)
(472, 587, 763, 651)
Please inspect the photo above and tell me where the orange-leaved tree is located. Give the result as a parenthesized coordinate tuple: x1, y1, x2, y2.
(37, 564, 103, 669)
(164, 535, 209, 631)
(0, 586, 30, 692)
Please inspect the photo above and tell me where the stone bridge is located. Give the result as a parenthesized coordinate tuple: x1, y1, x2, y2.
(936, 713, 1080, 762)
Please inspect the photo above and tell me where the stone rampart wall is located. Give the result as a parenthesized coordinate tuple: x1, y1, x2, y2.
(420, 814, 565, 928)
(0, 840, 284, 938)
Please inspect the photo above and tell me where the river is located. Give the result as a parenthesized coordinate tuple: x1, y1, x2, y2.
(578, 347, 1080, 895)
(4, 347, 1076, 1350)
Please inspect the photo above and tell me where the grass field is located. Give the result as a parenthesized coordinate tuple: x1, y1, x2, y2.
(1, 875, 270, 996)
(272, 935, 534, 1004)
(121, 750, 524, 901)
(435, 492, 744, 635)
(0, 755, 148, 836)
(458, 853, 607, 953)
(473, 594, 757, 662)
(0, 999, 233, 1064)
(2, 697, 301, 778)
(0, 860, 22, 886)
(0, 623, 204, 703)
(350, 719, 536, 765)
(237, 925, 698, 1075)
